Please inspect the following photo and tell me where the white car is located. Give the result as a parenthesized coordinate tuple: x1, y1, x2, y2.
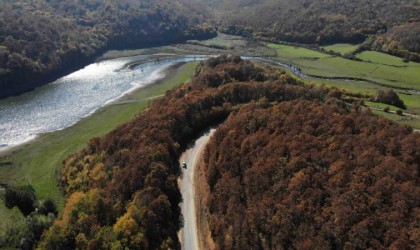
(182, 161, 187, 169)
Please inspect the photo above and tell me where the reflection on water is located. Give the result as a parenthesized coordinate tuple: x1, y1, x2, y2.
(0, 55, 207, 151)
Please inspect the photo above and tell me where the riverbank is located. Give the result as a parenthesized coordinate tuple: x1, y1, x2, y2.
(0, 61, 199, 241)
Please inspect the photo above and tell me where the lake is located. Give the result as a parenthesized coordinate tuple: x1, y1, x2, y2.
(0, 55, 207, 151)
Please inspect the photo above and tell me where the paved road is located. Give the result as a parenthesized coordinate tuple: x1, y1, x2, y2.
(178, 129, 215, 250)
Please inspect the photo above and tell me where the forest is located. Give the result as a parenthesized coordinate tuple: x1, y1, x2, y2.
(0, 0, 419, 248)
(203, 95, 420, 249)
(1, 0, 419, 99)
(19, 56, 338, 249)
(202, 0, 420, 60)
(2, 56, 407, 249)
(0, 0, 215, 98)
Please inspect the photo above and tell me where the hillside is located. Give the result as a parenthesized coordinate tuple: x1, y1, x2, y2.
(22, 56, 413, 249)
(202, 98, 420, 249)
(202, 0, 420, 60)
(0, 0, 215, 99)
(30, 56, 344, 249)
(1, 0, 419, 100)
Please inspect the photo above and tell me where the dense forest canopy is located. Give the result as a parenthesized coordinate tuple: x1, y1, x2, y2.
(203, 98, 420, 249)
(0, 0, 215, 98)
(201, 0, 420, 58)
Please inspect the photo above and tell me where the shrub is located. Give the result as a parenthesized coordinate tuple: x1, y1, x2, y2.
(4, 185, 36, 216)
(376, 89, 406, 109)
(38, 199, 58, 216)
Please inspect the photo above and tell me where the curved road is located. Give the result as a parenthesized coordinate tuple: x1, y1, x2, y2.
(178, 129, 216, 250)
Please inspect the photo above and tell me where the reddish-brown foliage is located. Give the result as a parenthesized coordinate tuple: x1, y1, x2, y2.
(203, 99, 420, 249)
(40, 55, 418, 249)
(41, 56, 333, 249)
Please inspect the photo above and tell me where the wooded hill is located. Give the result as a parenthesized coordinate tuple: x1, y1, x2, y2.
(203, 100, 420, 249)
(0, 0, 215, 99)
(202, 0, 420, 60)
(1, 0, 419, 99)
(27, 56, 418, 249)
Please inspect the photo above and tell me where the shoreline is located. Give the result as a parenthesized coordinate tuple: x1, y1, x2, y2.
(0, 61, 181, 158)
(0, 61, 199, 209)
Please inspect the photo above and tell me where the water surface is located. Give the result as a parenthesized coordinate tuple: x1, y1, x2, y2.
(0, 55, 206, 151)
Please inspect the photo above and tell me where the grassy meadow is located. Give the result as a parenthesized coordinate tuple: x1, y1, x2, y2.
(370, 109, 420, 129)
(322, 43, 360, 54)
(264, 42, 420, 128)
(187, 33, 247, 50)
(268, 43, 420, 91)
(356, 51, 418, 67)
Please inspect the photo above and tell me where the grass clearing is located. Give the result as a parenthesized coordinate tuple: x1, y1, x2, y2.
(304, 78, 379, 95)
(370, 109, 420, 129)
(268, 43, 330, 60)
(0, 62, 199, 210)
(187, 32, 247, 50)
(322, 43, 360, 54)
(301, 56, 419, 90)
(398, 93, 420, 115)
(364, 101, 401, 112)
(356, 51, 420, 67)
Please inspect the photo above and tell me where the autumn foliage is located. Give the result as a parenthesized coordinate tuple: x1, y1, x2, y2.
(203, 99, 420, 249)
(38, 56, 322, 249)
(203, 0, 420, 60)
(38, 56, 419, 249)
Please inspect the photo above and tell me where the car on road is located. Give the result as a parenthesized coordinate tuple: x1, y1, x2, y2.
(182, 161, 187, 169)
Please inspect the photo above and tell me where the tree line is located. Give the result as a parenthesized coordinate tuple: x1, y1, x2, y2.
(202, 0, 420, 61)
(0, 0, 216, 99)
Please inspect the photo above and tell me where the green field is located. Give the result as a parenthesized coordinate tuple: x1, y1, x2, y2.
(356, 51, 420, 67)
(322, 43, 360, 55)
(371, 109, 420, 129)
(266, 42, 420, 127)
(187, 32, 248, 50)
(268, 44, 330, 60)
(364, 101, 402, 112)
(268, 43, 420, 91)
(0, 62, 198, 227)
(276, 78, 420, 131)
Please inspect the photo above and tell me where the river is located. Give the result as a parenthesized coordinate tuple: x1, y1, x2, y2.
(0, 55, 208, 151)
